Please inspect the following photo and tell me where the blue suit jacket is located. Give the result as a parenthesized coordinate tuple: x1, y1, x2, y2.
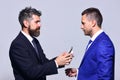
(77, 32, 115, 80)
(9, 32, 58, 80)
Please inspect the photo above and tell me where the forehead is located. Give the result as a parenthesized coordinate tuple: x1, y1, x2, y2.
(31, 15, 40, 20)
(81, 14, 87, 22)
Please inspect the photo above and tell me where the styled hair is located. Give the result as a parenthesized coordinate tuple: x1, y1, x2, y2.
(82, 7, 103, 27)
(18, 7, 42, 28)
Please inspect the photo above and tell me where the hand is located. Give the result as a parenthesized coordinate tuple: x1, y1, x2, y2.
(55, 52, 73, 66)
(65, 68, 77, 77)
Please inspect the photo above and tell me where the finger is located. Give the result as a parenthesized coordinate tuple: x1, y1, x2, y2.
(66, 58, 72, 63)
(64, 53, 71, 58)
(68, 73, 73, 77)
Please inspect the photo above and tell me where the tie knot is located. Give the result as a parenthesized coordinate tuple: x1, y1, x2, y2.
(32, 38, 39, 54)
(88, 40, 92, 45)
(86, 40, 92, 51)
(32, 38, 37, 45)
(32, 39, 37, 49)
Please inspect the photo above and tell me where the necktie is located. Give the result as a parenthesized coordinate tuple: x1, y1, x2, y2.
(32, 39, 43, 62)
(86, 40, 92, 51)
(77, 40, 93, 80)
(32, 39, 39, 56)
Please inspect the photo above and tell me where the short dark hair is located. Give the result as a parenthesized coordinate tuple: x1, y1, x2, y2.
(82, 7, 103, 27)
(18, 7, 42, 28)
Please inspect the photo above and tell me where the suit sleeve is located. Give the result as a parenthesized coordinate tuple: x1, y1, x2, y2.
(9, 41, 58, 80)
(97, 40, 115, 80)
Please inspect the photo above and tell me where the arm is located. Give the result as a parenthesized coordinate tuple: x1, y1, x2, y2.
(9, 42, 58, 80)
(9, 41, 73, 79)
(97, 40, 115, 80)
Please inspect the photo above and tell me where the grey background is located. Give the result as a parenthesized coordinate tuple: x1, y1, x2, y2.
(0, 0, 120, 80)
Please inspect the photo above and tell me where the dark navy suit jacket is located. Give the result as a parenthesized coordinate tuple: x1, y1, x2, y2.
(9, 32, 58, 80)
(77, 32, 115, 80)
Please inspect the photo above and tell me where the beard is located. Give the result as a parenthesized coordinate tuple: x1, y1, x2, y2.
(29, 26, 40, 37)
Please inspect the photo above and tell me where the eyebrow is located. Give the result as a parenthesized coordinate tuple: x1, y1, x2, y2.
(35, 20, 40, 23)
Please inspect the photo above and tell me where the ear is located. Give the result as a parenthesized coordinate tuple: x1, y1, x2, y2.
(23, 20, 29, 28)
(91, 20, 96, 27)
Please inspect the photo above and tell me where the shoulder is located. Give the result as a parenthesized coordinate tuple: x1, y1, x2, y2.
(10, 32, 29, 48)
(93, 32, 114, 50)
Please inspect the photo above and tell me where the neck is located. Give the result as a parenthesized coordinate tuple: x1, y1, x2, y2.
(22, 28, 30, 36)
(90, 26, 101, 37)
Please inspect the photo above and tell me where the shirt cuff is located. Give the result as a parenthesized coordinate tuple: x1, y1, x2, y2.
(76, 68, 78, 77)
(54, 60, 59, 68)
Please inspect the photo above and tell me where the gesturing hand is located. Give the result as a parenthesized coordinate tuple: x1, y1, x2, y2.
(55, 52, 73, 66)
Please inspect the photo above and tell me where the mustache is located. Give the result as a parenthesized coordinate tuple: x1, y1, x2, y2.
(36, 27, 40, 30)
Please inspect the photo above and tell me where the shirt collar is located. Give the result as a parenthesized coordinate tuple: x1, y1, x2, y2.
(91, 29, 103, 41)
(21, 31, 33, 42)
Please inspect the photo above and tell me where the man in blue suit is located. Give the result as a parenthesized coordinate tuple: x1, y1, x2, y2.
(65, 7, 115, 80)
(9, 7, 73, 80)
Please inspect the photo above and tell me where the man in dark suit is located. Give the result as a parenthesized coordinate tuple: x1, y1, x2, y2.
(65, 7, 115, 80)
(9, 7, 73, 80)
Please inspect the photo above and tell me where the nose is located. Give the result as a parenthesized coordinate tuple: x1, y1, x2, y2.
(38, 22, 41, 27)
(81, 24, 83, 29)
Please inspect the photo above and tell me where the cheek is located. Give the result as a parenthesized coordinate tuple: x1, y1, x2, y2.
(30, 23, 36, 29)
(85, 24, 91, 29)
